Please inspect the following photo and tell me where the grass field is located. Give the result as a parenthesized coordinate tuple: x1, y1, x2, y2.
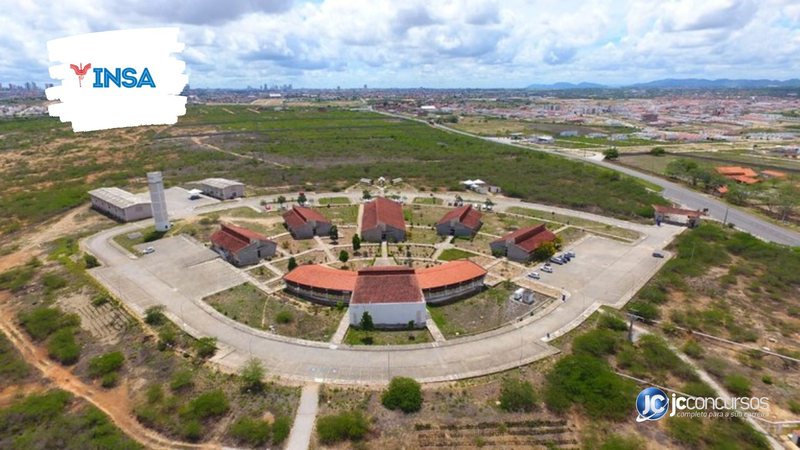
(318, 197, 351, 205)
(437, 248, 475, 261)
(428, 285, 534, 338)
(344, 328, 433, 345)
(0, 106, 665, 237)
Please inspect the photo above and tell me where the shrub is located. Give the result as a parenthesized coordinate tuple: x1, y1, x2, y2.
(338, 250, 349, 263)
(185, 390, 229, 419)
(240, 358, 265, 393)
(382, 377, 422, 413)
(649, 147, 666, 156)
(499, 378, 537, 412)
(316, 411, 369, 444)
(603, 148, 620, 160)
(42, 273, 67, 292)
(101, 372, 119, 388)
(19, 307, 80, 341)
(627, 300, 659, 321)
(572, 329, 619, 357)
(275, 310, 293, 324)
(90, 294, 111, 307)
(83, 254, 100, 268)
(598, 313, 628, 331)
(146, 384, 164, 404)
(158, 327, 176, 350)
(170, 369, 194, 391)
(181, 419, 202, 441)
(600, 433, 644, 450)
(667, 416, 703, 446)
(682, 339, 703, 358)
(788, 399, 800, 414)
(272, 416, 291, 444)
(144, 306, 166, 326)
(47, 328, 80, 365)
(229, 417, 271, 446)
(88, 351, 124, 378)
(287, 257, 298, 271)
(724, 374, 751, 396)
(194, 337, 217, 359)
(761, 375, 773, 385)
(359, 311, 374, 331)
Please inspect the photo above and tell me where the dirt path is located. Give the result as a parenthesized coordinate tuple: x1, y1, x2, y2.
(190, 136, 289, 168)
(0, 293, 216, 450)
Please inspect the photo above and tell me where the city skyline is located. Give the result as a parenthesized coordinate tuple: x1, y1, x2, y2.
(0, 0, 799, 89)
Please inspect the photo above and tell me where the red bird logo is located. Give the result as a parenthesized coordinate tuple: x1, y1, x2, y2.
(69, 63, 92, 87)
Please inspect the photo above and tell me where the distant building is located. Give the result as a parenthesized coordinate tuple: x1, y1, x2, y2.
(361, 197, 406, 242)
(715, 166, 759, 184)
(348, 267, 427, 329)
(88, 187, 152, 222)
(415, 260, 486, 305)
(198, 178, 245, 200)
(461, 179, 501, 194)
(559, 130, 578, 137)
(210, 223, 276, 266)
(436, 204, 483, 237)
(283, 206, 332, 239)
(760, 169, 787, 179)
(653, 205, 703, 228)
(490, 224, 557, 263)
(283, 264, 357, 305)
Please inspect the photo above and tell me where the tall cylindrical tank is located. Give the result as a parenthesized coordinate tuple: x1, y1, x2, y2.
(147, 171, 170, 232)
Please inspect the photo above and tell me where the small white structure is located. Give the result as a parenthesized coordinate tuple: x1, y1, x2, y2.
(88, 187, 151, 222)
(461, 179, 501, 195)
(348, 267, 426, 329)
(198, 178, 245, 200)
(147, 171, 171, 232)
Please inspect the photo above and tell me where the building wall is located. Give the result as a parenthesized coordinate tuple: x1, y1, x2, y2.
(361, 226, 383, 243)
(423, 278, 485, 305)
(506, 244, 533, 263)
(362, 224, 405, 243)
(219, 240, 276, 266)
(349, 302, 427, 328)
(489, 241, 506, 256)
(285, 282, 351, 305)
(201, 184, 244, 200)
(314, 221, 333, 237)
(89, 196, 152, 222)
(289, 222, 315, 240)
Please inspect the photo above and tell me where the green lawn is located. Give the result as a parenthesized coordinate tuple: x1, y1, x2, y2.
(318, 197, 351, 205)
(412, 197, 443, 205)
(112, 226, 167, 254)
(344, 328, 433, 345)
(438, 248, 475, 261)
(506, 207, 640, 242)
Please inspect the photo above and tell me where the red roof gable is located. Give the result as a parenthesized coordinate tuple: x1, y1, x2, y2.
(494, 224, 556, 252)
(283, 206, 330, 229)
(283, 265, 357, 292)
(437, 205, 482, 230)
(211, 223, 272, 255)
(362, 197, 406, 232)
(415, 260, 486, 290)
(351, 266, 423, 304)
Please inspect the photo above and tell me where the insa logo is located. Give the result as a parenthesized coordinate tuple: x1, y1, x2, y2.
(89, 67, 156, 88)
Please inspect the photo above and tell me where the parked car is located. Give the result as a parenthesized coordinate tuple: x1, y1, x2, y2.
(550, 256, 565, 265)
(561, 253, 571, 262)
(141, 246, 155, 255)
(527, 271, 541, 280)
(541, 265, 553, 273)
(652, 251, 665, 258)
(566, 250, 576, 258)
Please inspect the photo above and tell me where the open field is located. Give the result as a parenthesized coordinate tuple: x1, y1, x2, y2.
(0, 106, 666, 239)
(428, 284, 533, 338)
(507, 206, 641, 242)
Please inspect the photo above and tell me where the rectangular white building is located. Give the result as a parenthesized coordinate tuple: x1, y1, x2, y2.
(88, 187, 152, 222)
(198, 178, 245, 200)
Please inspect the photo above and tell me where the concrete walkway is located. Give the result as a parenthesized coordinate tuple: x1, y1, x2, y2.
(330, 314, 350, 345)
(314, 236, 335, 262)
(430, 235, 454, 260)
(426, 318, 446, 342)
(286, 384, 320, 450)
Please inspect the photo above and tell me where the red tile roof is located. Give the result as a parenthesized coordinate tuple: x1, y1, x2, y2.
(716, 166, 758, 178)
(437, 205, 483, 230)
(761, 170, 787, 178)
(283, 206, 330, 229)
(731, 175, 759, 184)
(362, 197, 406, 232)
(351, 266, 423, 304)
(283, 265, 357, 292)
(653, 205, 704, 217)
(211, 223, 272, 254)
(494, 224, 556, 252)
(415, 260, 487, 290)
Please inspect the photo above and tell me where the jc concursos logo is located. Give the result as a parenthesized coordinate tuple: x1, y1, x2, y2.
(636, 387, 669, 422)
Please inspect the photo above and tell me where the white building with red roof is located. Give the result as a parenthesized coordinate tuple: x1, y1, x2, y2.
(436, 204, 483, 237)
(361, 197, 406, 242)
(490, 224, 557, 263)
(282, 206, 332, 239)
(210, 223, 277, 266)
(348, 267, 427, 328)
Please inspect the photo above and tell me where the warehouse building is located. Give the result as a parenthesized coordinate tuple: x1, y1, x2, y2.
(283, 206, 332, 239)
(210, 223, 276, 266)
(490, 224, 557, 263)
(198, 178, 245, 200)
(348, 267, 427, 329)
(88, 187, 152, 222)
(361, 197, 406, 242)
(436, 204, 483, 237)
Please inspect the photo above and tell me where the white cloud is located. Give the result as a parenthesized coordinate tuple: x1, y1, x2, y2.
(0, 0, 798, 88)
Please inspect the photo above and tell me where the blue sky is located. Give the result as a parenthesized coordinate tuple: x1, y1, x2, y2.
(1, 0, 799, 88)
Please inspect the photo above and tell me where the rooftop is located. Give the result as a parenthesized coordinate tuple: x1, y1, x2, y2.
(415, 260, 487, 290)
(437, 204, 482, 230)
(362, 197, 406, 232)
(211, 223, 272, 254)
(200, 178, 245, 189)
(283, 206, 330, 229)
(88, 187, 150, 209)
(653, 204, 704, 217)
(494, 224, 557, 252)
(351, 266, 424, 305)
(283, 264, 358, 292)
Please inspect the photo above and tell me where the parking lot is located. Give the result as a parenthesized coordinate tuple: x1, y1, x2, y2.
(134, 187, 219, 219)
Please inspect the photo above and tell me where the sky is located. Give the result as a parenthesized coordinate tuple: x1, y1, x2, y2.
(1, 0, 799, 89)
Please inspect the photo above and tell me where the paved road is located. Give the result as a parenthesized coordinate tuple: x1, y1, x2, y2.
(376, 111, 800, 247)
(82, 192, 679, 385)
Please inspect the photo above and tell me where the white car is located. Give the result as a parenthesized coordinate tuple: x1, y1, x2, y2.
(541, 265, 553, 273)
(527, 271, 541, 280)
(141, 246, 155, 255)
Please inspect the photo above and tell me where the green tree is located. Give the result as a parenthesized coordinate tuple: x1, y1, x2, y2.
(362, 189, 372, 200)
(329, 225, 339, 242)
(83, 253, 100, 268)
(229, 417, 271, 447)
(352, 234, 361, 252)
(382, 376, 423, 413)
(533, 241, 557, 260)
(360, 311, 374, 331)
(316, 411, 369, 444)
(298, 192, 307, 204)
(277, 195, 286, 206)
(240, 358, 265, 393)
(287, 257, 298, 271)
(649, 147, 666, 156)
(194, 337, 217, 359)
(499, 378, 538, 412)
(339, 250, 349, 263)
(603, 147, 620, 160)
(88, 351, 125, 378)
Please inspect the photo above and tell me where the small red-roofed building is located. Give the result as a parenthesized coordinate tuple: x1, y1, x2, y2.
(361, 197, 406, 242)
(760, 169, 787, 179)
(416, 260, 487, 304)
(283, 206, 332, 239)
(210, 223, 277, 266)
(436, 204, 483, 237)
(490, 224, 557, 263)
(348, 266, 427, 328)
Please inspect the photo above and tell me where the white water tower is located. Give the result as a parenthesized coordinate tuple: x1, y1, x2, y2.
(147, 171, 171, 232)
